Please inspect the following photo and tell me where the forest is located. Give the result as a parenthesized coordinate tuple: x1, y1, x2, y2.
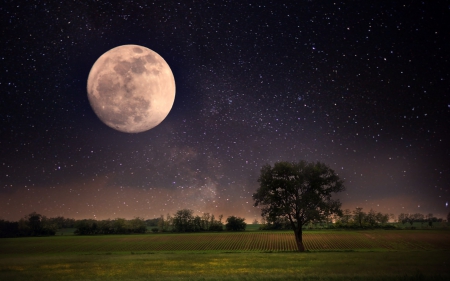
(1, 208, 447, 238)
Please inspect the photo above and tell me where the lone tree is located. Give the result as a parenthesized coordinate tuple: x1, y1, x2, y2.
(253, 161, 345, 251)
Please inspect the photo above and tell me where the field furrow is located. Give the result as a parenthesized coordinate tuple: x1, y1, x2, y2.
(1, 230, 449, 254)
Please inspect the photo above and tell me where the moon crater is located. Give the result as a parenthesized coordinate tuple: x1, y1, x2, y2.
(87, 45, 175, 133)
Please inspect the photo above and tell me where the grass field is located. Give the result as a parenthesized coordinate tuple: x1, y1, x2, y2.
(2, 230, 449, 254)
(1, 230, 449, 280)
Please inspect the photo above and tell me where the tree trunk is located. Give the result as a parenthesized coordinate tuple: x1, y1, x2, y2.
(293, 228, 305, 252)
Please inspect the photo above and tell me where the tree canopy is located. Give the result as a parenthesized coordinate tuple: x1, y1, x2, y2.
(253, 161, 345, 251)
(225, 216, 246, 231)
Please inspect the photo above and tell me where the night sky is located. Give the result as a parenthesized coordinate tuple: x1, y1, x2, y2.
(1, 1, 449, 222)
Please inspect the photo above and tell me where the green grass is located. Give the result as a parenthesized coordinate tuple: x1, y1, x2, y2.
(245, 224, 261, 231)
(1, 251, 448, 280)
(55, 228, 77, 235)
(393, 221, 447, 229)
(1, 230, 449, 254)
(1, 230, 449, 280)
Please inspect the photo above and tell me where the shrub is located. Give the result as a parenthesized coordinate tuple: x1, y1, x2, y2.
(225, 216, 246, 231)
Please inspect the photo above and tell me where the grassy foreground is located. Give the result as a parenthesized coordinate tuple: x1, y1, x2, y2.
(1, 230, 449, 280)
(1, 251, 449, 280)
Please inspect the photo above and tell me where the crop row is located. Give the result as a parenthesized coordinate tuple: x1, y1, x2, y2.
(1, 230, 449, 255)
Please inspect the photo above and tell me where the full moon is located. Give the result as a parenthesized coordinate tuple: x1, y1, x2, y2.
(87, 45, 175, 133)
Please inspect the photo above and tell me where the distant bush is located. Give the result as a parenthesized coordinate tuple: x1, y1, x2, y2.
(225, 216, 246, 231)
(383, 225, 397, 230)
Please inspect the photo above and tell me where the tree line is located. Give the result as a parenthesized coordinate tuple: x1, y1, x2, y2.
(336, 207, 392, 229)
(2, 208, 447, 238)
(0, 209, 247, 237)
(74, 209, 246, 235)
(258, 207, 446, 230)
(74, 217, 147, 235)
(0, 212, 75, 237)
(397, 212, 443, 228)
(259, 207, 392, 230)
(151, 209, 247, 233)
(339, 209, 444, 229)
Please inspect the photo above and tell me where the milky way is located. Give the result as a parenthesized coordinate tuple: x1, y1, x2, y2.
(1, 1, 449, 221)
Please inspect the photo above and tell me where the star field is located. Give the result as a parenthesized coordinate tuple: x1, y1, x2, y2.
(1, 1, 449, 221)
